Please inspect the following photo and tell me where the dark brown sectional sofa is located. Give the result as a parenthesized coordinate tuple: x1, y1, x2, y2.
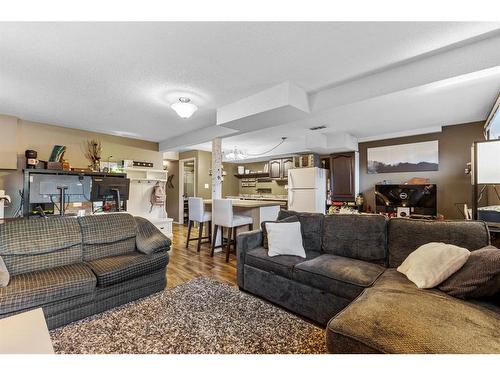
(236, 210, 500, 354)
(0, 213, 170, 329)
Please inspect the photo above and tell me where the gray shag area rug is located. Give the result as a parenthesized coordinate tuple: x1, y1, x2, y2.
(50, 277, 326, 354)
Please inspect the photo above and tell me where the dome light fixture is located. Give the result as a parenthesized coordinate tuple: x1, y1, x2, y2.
(171, 97, 198, 119)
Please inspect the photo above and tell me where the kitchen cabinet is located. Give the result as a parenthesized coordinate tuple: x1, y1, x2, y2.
(268, 158, 293, 180)
(281, 158, 294, 179)
(268, 159, 282, 179)
(330, 152, 356, 201)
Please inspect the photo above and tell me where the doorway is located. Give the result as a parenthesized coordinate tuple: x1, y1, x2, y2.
(179, 158, 196, 225)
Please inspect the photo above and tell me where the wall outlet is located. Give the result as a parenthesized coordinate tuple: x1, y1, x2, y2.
(204, 183, 209, 189)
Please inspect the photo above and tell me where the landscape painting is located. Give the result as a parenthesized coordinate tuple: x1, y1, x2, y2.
(367, 140, 439, 174)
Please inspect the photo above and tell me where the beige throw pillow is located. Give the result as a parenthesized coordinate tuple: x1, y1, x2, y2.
(0, 256, 9, 287)
(266, 222, 306, 258)
(397, 242, 470, 289)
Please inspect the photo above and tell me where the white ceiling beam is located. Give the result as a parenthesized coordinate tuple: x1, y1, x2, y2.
(357, 126, 443, 143)
(216, 81, 310, 131)
(159, 124, 237, 151)
(311, 32, 500, 113)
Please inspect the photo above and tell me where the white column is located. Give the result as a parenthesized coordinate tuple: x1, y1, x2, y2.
(211, 137, 222, 199)
(211, 137, 223, 248)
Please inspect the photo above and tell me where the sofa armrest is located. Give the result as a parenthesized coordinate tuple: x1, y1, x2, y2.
(135, 217, 172, 255)
(236, 230, 263, 288)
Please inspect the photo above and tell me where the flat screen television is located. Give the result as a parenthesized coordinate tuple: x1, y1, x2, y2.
(375, 184, 437, 217)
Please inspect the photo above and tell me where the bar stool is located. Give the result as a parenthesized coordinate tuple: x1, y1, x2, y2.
(211, 199, 253, 262)
(186, 197, 212, 252)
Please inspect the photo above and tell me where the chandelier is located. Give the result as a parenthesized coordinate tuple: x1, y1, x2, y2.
(224, 147, 247, 161)
(223, 137, 287, 161)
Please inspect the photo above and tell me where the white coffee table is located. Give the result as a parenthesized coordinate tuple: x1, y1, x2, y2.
(0, 308, 54, 354)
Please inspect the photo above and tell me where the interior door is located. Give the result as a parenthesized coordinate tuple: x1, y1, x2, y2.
(331, 152, 355, 200)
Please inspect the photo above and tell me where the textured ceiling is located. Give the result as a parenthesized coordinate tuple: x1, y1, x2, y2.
(1, 21, 499, 143)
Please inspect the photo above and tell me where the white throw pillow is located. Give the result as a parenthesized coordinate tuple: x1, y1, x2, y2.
(0, 256, 9, 287)
(397, 242, 470, 289)
(266, 222, 306, 258)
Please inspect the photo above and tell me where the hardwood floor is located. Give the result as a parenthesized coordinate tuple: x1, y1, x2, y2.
(167, 223, 238, 288)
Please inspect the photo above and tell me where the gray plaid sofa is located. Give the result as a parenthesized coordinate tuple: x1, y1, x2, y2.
(0, 213, 170, 329)
(237, 211, 500, 353)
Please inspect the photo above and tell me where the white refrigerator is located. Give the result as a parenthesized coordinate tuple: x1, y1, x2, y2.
(287, 167, 327, 213)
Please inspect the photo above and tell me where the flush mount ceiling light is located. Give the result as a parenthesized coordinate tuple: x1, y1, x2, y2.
(171, 97, 198, 119)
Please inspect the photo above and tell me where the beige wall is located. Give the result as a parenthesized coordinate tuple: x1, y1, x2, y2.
(358, 122, 486, 219)
(196, 150, 213, 199)
(222, 163, 240, 197)
(178, 150, 239, 200)
(164, 160, 180, 222)
(0, 115, 18, 169)
(0, 115, 162, 217)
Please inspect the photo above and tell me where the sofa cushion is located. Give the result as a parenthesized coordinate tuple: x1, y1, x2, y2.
(245, 246, 320, 279)
(277, 210, 324, 252)
(135, 216, 171, 254)
(397, 242, 470, 289)
(261, 215, 299, 249)
(438, 245, 500, 299)
(0, 263, 96, 315)
(387, 218, 490, 268)
(0, 255, 9, 287)
(266, 222, 306, 258)
(0, 216, 82, 276)
(293, 254, 385, 300)
(86, 251, 169, 287)
(326, 269, 500, 353)
(78, 213, 137, 261)
(322, 214, 387, 264)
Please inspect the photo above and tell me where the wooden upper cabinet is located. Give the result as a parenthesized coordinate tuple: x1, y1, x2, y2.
(330, 152, 355, 200)
(268, 159, 282, 179)
(281, 158, 294, 179)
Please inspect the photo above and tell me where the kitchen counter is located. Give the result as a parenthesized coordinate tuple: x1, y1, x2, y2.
(225, 195, 288, 203)
(203, 199, 283, 208)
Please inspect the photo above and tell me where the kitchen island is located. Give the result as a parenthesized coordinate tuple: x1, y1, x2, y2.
(203, 199, 281, 228)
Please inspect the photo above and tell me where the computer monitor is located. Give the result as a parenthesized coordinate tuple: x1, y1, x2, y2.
(30, 174, 91, 204)
(375, 184, 437, 217)
(91, 176, 130, 211)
